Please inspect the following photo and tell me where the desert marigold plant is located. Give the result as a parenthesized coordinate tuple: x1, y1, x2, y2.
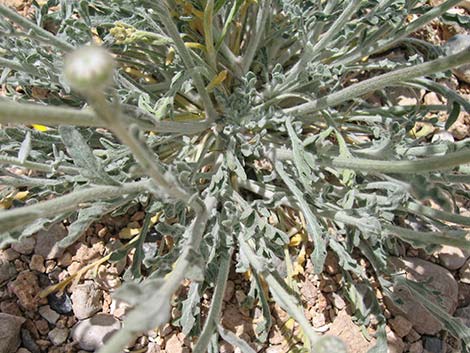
(0, 1, 470, 352)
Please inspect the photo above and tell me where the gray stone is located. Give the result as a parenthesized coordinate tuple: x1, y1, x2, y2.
(460, 258, 470, 284)
(423, 336, 444, 353)
(436, 245, 470, 270)
(20, 329, 40, 353)
(11, 237, 35, 255)
(454, 305, 470, 327)
(0, 261, 17, 283)
(38, 305, 60, 324)
(71, 313, 121, 351)
(444, 34, 470, 83)
(47, 292, 73, 315)
(71, 281, 103, 320)
(385, 257, 458, 335)
(458, 282, 470, 308)
(48, 327, 69, 346)
(34, 224, 67, 260)
(0, 313, 25, 353)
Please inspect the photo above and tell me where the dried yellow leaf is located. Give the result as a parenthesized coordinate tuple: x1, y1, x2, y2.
(14, 191, 29, 200)
(206, 70, 228, 92)
(165, 47, 175, 65)
(32, 124, 49, 131)
(119, 227, 140, 239)
(289, 233, 303, 247)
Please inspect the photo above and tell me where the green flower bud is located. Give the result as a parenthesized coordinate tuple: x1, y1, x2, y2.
(64, 46, 115, 93)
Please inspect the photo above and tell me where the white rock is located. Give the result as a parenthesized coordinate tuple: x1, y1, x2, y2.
(71, 281, 103, 320)
(437, 245, 470, 270)
(387, 328, 405, 353)
(71, 314, 121, 351)
(48, 327, 69, 346)
(164, 334, 183, 353)
(431, 130, 454, 143)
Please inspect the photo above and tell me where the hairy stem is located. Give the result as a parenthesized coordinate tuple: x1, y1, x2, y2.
(336, 0, 463, 65)
(0, 4, 74, 52)
(88, 93, 198, 207)
(284, 47, 470, 116)
(0, 100, 209, 134)
(241, 0, 271, 74)
(285, 0, 362, 82)
(152, 1, 218, 123)
(203, 0, 217, 71)
(0, 180, 150, 232)
(0, 154, 79, 174)
(269, 145, 470, 174)
(192, 246, 233, 353)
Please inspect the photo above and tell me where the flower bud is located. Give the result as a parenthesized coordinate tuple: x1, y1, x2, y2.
(64, 46, 115, 93)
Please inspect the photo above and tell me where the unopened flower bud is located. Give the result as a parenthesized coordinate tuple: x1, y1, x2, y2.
(64, 46, 115, 93)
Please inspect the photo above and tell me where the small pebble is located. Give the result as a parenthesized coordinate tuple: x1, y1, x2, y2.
(34, 224, 67, 260)
(423, 336, 444, 353)
(29, 255, 45, 273)
(389, 315, 413, 338)
(11, 237, 36, 255)
(34, 319, 49, 336)
(71, 313, 121, 351)
(16, 349, 32, 353)
(21, 329, 40, 353)
(0, 261, 17, 283)
(47, 293, 73, 315)
(0, 313, 25, 353)
(48, 327, 69, 346)
(409, 341, 424, 353)
(444, 34, 470, 83)
(38, 305, 60, 324)
(71, 281, 103, 320)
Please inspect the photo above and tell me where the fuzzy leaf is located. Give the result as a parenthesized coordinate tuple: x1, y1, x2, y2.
(17, 131, 31, 163)
(59, 126, 119, 185)
(181, 282, 201, 336)
(276, 162, 327, 274)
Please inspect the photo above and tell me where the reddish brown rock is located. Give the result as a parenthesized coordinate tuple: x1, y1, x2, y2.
(389, 315, 413, 338)
(327, 310, 375, 352)
(30, 255, 45, 273)
(8, 271, 40, 311)
(385, 257, 458, 335)
(164, 334, 183, 353)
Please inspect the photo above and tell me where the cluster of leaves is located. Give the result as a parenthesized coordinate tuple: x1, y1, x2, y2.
(1, 1, 470, 352)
